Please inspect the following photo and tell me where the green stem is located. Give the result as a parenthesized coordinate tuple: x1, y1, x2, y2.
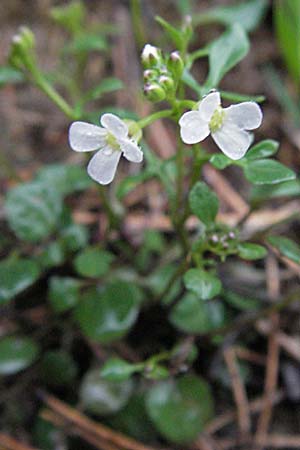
(138, 109, 173, 128)
(98, 185, 120, 229)
(34, 71, 78, 120)
(130, 0, 146, 49)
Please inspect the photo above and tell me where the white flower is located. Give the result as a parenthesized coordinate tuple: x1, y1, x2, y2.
(179, 91, 263, 160)
(69, 113, 143, 185)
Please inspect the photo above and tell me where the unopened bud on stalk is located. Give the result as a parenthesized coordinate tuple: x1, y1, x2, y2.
(141, 44, 162, 68)
(144, 83, 166, 102)
(159, 75, 174, 94)
(9, 26, 35, 69)
(167, 51, 184, 79)
(143, 69, 156, 81)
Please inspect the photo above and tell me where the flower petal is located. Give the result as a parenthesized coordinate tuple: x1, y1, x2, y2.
(100, 113, 128, 138)
(224, 102, 263, 130)
(119, 139, 143, 163)
(179, 111, 210, 144)
(198, 91, 221, 121)
(87, 148, 121, 185)
(69, 121, 106, 152)
(212, 121, 251, 160)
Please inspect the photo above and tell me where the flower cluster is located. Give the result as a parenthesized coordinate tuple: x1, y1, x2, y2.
(69, 91, 262, 184)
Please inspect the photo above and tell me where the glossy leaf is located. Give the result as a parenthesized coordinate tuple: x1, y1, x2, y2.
(74, 247, 114, 278)
(205, 24, 249, 89)
(0, 257, 41, 304)
(5, 182, 63, 242)
(80, 368, 133, 415)
(74, 282, 140, 343)
(238, 243, 267, 260)
(170, 293, 225, 333)
(101, 358, 140, 382)
(246, 140, 279, 160)
(244, 159, 296, 185)
(189, 181, 219, 226)
(48, 276, 80, 313)
(268, 236, 300, 264)
(146, 375, 214, 443)
(210, 153, 232, 169)
(184, 268, 222, 300)
(0, 336, 39, 375)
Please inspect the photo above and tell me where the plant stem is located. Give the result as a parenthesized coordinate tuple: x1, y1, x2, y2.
(98, 185, 120, 229)
(34, 71, 78, 120)
(138, 109, 173, 128)
(130, 0, 146, 49)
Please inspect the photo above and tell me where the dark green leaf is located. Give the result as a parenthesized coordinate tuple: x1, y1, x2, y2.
(74, 282, 140, 342)
(238, 243, 267, 260)
(209, 153, 232, 169)
(170, 293, 225, 333)
(145, 375, 214, 443)
(0, 257, 41, 304)
(5, 182, 63, 242)
(101, 358, 140, 382)
(48, 276, 80, 313)
(80, 368, 133, 415)
(189, 181, 219, 226)
(0, 336, 39, 375)
(39, 241, 65, 269)
(246, 140, 279, 160)
(184, 268, 222, 300)
(205, 24, 249, 89)
(60, 223, 89, 252)
(40, 350, 78, 385)
(74, 246, 114, 278)
(244, 159, 296, 185)
(268, 236, 300, 264)
(223, 290, 261, 311)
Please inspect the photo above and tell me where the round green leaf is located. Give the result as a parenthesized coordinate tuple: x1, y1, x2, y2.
(244, 159, 296, 185)
(40, 350, 78, 386)
(238, 243, 267, 260)
(189, 182, 219, 226)
(170, 293, 225, 333)
(209, 153, 232, 169)
(5, 182, 63, 242)
(184, 268, 222, 300)
(268, 236, 300, 264)
(0, 336, 39, 375)
(0, 257, 41, 304)
(74, 247, 114, 278)
(60, 223, 89, 252)
(48, 276, 80, 313)
(79, 368, 133, 415)
(101, 358, 140, 382)
(74, 281, 140, 343)
(36, 164, 92, 196)
(145, 375, 214, 443)
(246, 139, 279, 160)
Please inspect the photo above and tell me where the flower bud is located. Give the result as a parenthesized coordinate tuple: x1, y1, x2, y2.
(158, 75, 174, 95)
(141, 44, 162, 68)
(9, 27, 35, 69)
(167, 51, 184, 79)
(144, 83, 166, 102)
(143, 69, 157, 82)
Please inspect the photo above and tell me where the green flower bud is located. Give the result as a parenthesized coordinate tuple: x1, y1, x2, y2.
(9, 27, 35, 70)
(144, 83, 166, 102)
(167, 51, 184, 79)
(141, 44, 162, 68)
(143, 69, 157, 82)
(158, 75, 175, 95)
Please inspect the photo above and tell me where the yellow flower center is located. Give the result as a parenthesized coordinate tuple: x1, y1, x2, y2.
(106, 132, 120, 150)
(209, 107, 225, 133)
